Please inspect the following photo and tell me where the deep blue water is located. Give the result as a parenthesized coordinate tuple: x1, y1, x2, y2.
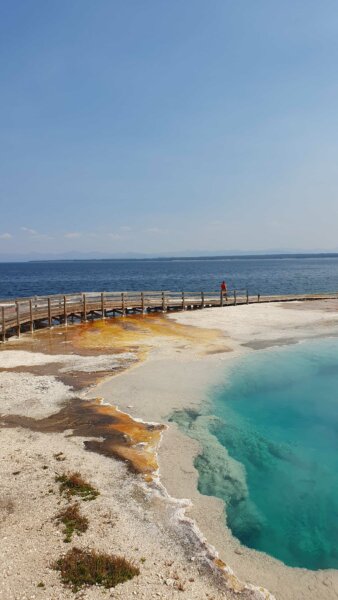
(1, 255, 338, 298)
(172, 338, 338, 570)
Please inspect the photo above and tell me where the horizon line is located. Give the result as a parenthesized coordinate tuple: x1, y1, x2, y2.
(2, 251, 338, 264)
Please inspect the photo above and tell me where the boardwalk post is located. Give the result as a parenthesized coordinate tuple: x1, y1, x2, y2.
(234, 290, 237, 305)
(82, 294, 87, 322)
(29, 299, 34, 333)
(257, 294, 260, 303)
(182, 292, 185, 310)
(101, 292, 105, 319)
(63, 296, 68, 326)
(220, 291, 224, 307)
(141, 292, 145, 313)
(201, 291, 205, 308)
(48, 297, 52, 327)
(1, 306, 5, 342)
(121, 292, 126, 316)
(162, 291, 166, 311)
(15, 301, 21, 337)
(246, 290, 249, 304)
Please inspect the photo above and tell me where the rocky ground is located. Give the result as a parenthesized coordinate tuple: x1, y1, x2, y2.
(0, 425, 267, 600)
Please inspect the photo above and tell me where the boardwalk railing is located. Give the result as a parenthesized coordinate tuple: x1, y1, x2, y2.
(1, 289, 338, 342)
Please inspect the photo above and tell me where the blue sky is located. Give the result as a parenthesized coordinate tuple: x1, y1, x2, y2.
(1, 1, 338, 256)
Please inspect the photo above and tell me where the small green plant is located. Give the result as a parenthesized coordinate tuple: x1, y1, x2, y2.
(55, 472, 99, 501)
(37, 581, 45, 588)
(56, 503, 88, 543)
(54, 547, 139, 592)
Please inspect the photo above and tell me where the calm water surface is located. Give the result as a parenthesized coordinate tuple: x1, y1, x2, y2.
(1, 255, 338, 298)
(172, 338, 338, 570)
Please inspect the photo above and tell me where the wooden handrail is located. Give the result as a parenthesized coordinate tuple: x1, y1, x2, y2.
(1, 289, 338, 342)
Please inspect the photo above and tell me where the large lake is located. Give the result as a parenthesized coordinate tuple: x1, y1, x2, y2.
(1, 255, 338, 298)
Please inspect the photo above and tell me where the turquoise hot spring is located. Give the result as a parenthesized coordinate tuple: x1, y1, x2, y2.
(171, 337, 338, 571)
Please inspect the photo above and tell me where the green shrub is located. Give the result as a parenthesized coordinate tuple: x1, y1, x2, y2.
(56, 503, 88, 543)
(55, 472, 99, 501)
(55, 547, 139, 591)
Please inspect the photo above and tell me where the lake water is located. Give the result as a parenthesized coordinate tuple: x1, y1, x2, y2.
(1, 255, 338, 298)
(171, 338, 338, 570)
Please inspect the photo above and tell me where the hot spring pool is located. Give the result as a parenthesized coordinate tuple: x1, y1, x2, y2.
(171, 337, 338, 570)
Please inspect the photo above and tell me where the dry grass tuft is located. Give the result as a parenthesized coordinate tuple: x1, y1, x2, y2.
(56, 503, 88, 543)
(54, 547, 139, 591)
(54, 452, 66, 462)
(55, 472, 99, 501)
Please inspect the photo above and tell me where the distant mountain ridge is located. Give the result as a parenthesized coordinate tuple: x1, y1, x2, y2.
(2, 250, 338, 262)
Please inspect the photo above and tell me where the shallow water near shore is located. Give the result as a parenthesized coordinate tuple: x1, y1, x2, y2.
(171, 337, 338, 571)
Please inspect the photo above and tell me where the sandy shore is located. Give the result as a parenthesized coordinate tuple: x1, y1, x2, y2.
(1, 301, 338, 599)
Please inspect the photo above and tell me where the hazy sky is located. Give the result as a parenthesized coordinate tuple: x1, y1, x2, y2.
(1, 1, 338, 256)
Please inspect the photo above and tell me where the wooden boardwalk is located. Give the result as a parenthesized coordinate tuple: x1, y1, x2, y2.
(1, 289, 338, 342)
